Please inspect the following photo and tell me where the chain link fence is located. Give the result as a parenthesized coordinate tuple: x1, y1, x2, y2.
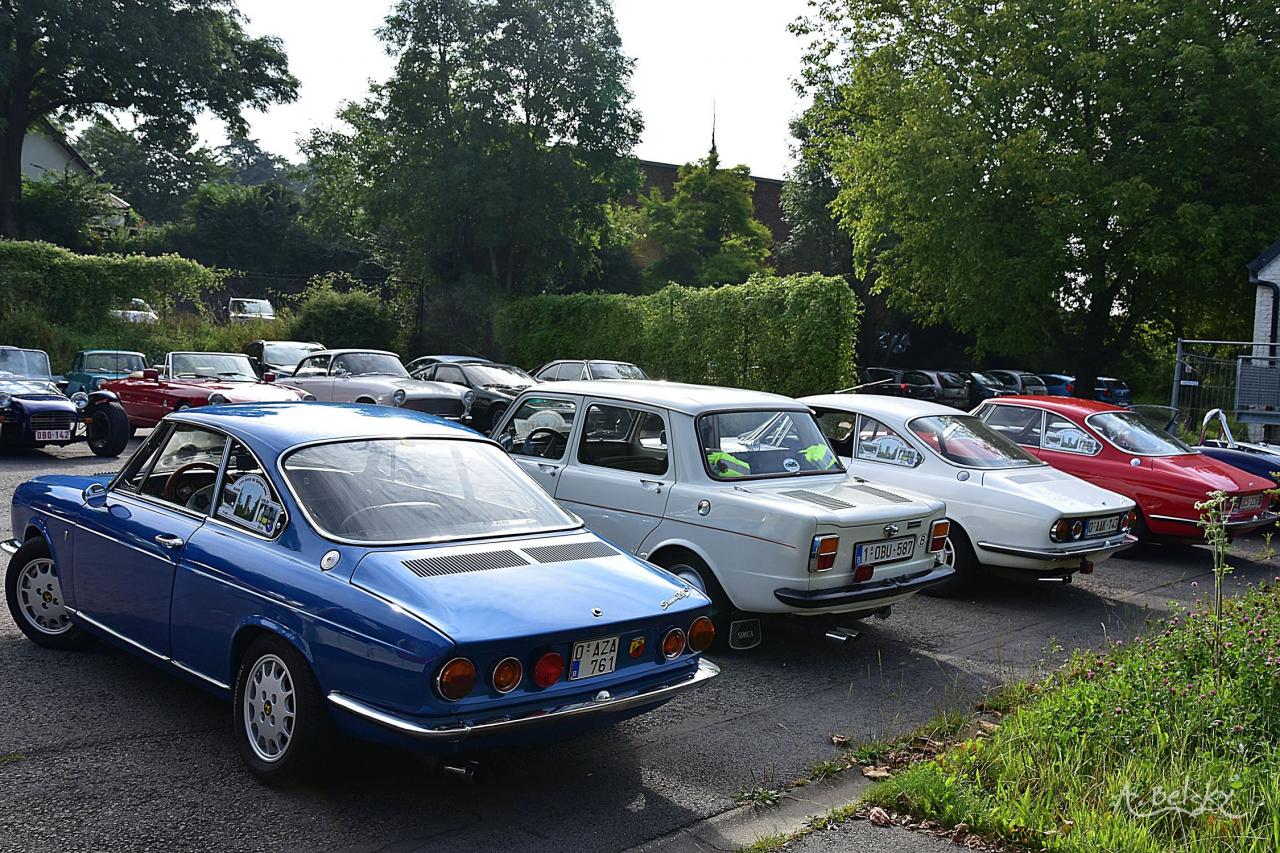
(1172, 339, 1280, 438)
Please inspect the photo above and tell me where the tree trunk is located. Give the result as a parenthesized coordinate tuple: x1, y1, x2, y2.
(0, 55, 33, 238)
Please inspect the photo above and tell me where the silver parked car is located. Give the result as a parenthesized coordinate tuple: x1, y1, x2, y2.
(279, 349, 474, 420)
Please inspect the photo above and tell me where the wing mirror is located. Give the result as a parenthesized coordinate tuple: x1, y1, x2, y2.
(263, 372, 277, 383)
(1130, 458, 1142, 468)
(142, 368, 159, 380)
(83, 482, 108, 507)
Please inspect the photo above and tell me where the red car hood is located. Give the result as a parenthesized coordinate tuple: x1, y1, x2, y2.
(170, 380, 303, 402)
(1151, 454, 1267, 493)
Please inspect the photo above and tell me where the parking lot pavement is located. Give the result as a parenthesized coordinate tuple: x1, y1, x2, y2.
(1, 443, 1274, 853)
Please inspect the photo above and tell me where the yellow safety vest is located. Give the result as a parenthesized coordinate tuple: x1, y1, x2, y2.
(707, 450, 751, 477)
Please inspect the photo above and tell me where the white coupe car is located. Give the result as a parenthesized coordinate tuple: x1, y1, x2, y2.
(801, 394, 1138, 592)
(491, 381, 952, 649)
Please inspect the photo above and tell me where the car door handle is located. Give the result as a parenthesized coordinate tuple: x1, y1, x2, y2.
(536, 463, 559, 476)
(640, 480, 664, 493)
(154, 534, 185, 549)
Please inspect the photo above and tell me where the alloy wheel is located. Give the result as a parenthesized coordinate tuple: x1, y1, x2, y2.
(243, 654, 297, 763)
(15, 558, 72, 635)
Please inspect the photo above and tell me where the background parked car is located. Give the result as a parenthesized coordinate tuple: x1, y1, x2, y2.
(63, 350, 148, 394)
(1096, 377, 1132, 406)
(858, 367, 938, 402)
(917, 370, 969, 408)
(1038, 373, 1075, 396)
(0, 346, 131, 456)
(951, 370, 1013, 408)
(108, 298, 158, 324)
(227, 298, 276, 323)
(242, 340, 324, 378)
(987, 369, 1048, 396)
(532, 359, 648, 381)
(405, 354, 493, 373)
(410, 360, 534, 431)
(281, 349, 473, 420)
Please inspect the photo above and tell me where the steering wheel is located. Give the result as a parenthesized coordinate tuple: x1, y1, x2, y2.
(523, 428, 567, 458)
(338, 500, 441, 533)
(185, 471, 240, 513)
(162, 461, 220, 503)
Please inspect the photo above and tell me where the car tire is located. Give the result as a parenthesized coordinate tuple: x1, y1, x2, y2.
(652, 551, 732, 649)
(85, 401, 131, 458)
(233, 635, 332, 783)
(923, 522, 978, 597)
(5, 538, 87, 649)
(486, 404, 508, 434)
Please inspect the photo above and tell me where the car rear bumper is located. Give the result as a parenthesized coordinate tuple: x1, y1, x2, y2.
(772, 563, 954, 610)
(975, 533, 1137, 561)
(1147, 511, 1279, 536)
(326, 657, 719, 744)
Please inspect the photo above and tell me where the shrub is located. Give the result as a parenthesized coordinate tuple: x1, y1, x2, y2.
(494, 273, 860, 397)
(291, 281, 397, 351)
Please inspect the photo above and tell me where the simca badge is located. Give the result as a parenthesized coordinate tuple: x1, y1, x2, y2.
(592, 607, 603, 618)
(883, 523, 900, 538)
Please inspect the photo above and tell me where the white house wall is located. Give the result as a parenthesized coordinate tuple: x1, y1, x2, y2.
(20, 129, 91, 181)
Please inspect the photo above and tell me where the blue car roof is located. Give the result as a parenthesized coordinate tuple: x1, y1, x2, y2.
(171, 402, 482, 457)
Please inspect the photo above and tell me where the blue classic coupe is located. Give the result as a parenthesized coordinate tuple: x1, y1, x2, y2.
(3, 403, 718, 780)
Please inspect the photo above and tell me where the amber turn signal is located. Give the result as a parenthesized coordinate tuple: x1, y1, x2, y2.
(662, 627, 686, 659)
(435, 657, 477, 701)
(491, 657, 522, 694)
(928, 519, 951, 552)
(687, 616, 715, 652)
(532, 651, 564, 688)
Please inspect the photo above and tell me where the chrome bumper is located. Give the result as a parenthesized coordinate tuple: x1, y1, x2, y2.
(773, 563, 954, 609)
(1148, 512, 1280, 531)
(327, 657, 719, 743)
(975, 533, 1138, 561)
(1, 539, 19, 558)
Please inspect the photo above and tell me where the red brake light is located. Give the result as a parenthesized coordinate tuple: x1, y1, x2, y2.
(1067, 383, 1074, 394)
(688, 617, 715, 652)
(809, 535, 839, 572)
(435, 657, 477, 701)
(533, 651, 563, 688)
(929, 519, 951, 552)
(852, 563, 874, 582)
(899, 383, 909, 391)
(662, 628, 686, 659)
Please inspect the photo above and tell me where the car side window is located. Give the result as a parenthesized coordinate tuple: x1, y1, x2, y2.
(214, 440, 288, 537)
(137, 424, 229, 510)
(903, 371, 932, 387)
(435, 365, 466, 386)
(498, 397, 579, 460)
(577, 404, 668, 475)
(854, 415, 921, 467)
(981, 406, 1043, 446)
(814, 410, 857, 457)
(114, 425, 171, 493)
(294, 354, 330, 378)
(557, 361, 585, 381)
(1042, 415, 1102, 455)
(71, 353, 82, 372)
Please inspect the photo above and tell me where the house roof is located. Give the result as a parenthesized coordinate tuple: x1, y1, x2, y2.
(1248, 237, 1280, 278)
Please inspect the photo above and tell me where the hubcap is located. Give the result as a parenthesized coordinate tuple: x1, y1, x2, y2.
(243, 654, 296, 763)
(16, 558, 72, 635)
(672, 564, 706, 594)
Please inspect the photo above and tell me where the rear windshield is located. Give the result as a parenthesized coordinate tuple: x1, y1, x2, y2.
(589, 362, 648, 380)
(283, 438, 577, 544)
(909, 415, 1042, 469)
(1086, 411, 1193, 456)
(698, 410, 844, 480)
(1019, 373, 1044, 387)
(936, 372, 966, 389)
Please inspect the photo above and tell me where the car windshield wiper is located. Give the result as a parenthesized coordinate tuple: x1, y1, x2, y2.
(218, 372, 254, 379)
(176, 373, 219, 379)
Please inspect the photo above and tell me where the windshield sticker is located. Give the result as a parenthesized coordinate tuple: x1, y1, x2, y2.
(782, 457, 800, 473)
(1044, 428, 1100, 455)
(218, 474, 283, 535)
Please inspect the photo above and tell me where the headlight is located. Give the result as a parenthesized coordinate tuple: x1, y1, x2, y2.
(392, 388, 407, 405)
(463, 390, 476, 407)
(94, 377, 107, 389)
(0, 392, 12, 408)
(208, 393, 228, 405)
(70, 392, 89, 410)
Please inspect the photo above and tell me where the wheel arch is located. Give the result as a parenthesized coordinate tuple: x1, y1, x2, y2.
(642, 539, 738, 606)
(355, 396, 377, 404)
(229, 618, 312, 681)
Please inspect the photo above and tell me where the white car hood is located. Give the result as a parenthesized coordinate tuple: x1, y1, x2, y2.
(979, 466, 1130, 513)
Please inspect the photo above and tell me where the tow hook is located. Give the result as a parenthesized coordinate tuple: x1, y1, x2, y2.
(1080, 560, 1095, 575)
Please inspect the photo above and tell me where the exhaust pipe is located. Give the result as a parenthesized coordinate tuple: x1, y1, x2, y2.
(825, 626, 861, 643)
(440, 760, 479, 780)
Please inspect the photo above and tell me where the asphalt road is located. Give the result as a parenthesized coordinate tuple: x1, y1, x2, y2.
(1, 441, 1274, 853)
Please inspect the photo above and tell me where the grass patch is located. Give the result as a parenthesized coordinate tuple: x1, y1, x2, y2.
(0, 752, 26, 765)
(863, 583, 1280, 851)
(735, 785, 785, 808)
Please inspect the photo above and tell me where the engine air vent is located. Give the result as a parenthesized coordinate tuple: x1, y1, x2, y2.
(849, 484, 911, 504)
(782, 489, 856, 510)
(403, 549, 530, 578)
(521, 541, 619, 563)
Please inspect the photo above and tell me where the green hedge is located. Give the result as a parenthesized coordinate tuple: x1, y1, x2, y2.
(0, 239, 218, 326)
(495, 274, 861, 397)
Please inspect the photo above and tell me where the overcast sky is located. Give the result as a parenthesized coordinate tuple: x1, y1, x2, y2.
(193, 0, 809, 179)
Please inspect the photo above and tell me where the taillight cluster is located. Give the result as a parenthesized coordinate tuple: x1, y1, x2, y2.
(809, 534, 839, 573)
(928, 519, 950, 552)
(1120, 510, 1137, 533)
(433, 615, 717, 702)
(1050, 518, 1086, 542)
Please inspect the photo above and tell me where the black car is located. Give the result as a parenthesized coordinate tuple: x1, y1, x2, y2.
(951, 370, 1015, 408)
(412, 360, 535, 431)
(917, 370, 969, 408)
(0, 346, 130, 457)
(858, 367, 938, 402)
(986, 369, 1048, 396)
(532, 359, 649, 381)
(242, 340, 325, 378)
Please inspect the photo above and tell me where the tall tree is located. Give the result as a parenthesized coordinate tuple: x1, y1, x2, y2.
(304, 0, 642, 299)
(217, 136, 293, 187)
(640, 144, 772, 287)
(0, 0, 296, 235)
(76, 120, 226, 222)
(794, 0, 1280, 392)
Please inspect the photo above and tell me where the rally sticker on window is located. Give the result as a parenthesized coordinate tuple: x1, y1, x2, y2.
(857, 436, 920, 467)
(1043, 429, 1101, 455)
(218, 474, 283, 535)
(782, 457, 800, 473)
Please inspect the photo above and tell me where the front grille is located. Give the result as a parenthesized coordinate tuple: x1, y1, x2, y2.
(402, 397, 466, 417)
(783, 489, 856, 510)
(29, 412, 74, 432)
(403, 549, 531, 578)
(849, 484, 911, 503)
(521, 541, 618, 563)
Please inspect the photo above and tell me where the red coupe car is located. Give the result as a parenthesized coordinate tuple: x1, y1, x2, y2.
(104, 351, 311, 428)
(973, 396, 1276, 540)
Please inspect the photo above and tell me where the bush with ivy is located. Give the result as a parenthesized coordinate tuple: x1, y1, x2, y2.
(290, 274, 399, 351)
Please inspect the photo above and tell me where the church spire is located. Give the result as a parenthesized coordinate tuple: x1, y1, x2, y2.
(708, 102, 719, 168)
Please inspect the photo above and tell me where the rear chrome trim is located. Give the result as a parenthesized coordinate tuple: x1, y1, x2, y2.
(327, 658, 719, 743)
(975, 533, 1138, 560)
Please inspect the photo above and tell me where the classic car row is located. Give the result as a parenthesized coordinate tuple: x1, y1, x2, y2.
(861, 368, 1133, 409)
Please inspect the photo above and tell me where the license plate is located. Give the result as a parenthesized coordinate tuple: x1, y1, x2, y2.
(1085, 516, 1120, 537)
(1238, 494, 1263, 512)
(35, 429, 71, 441)
(855, 535, 915, 566)
(569, 635, 618, 681)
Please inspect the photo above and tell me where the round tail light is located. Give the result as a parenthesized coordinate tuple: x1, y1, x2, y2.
(1120, 510, 1137, 532)
(1070, 519, 1085, 540)
(687, 617, 715, 652)
(1050, 519, 1071, 542)
(533, 651, 563, 688)
(662, 628, 686, 659)
(491, 657, 523, 693)
(435, 657, 477, 701)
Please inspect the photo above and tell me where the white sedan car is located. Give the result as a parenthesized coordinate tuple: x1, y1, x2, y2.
(800, 394, 1137, 592)
(491, 381, 952, 649)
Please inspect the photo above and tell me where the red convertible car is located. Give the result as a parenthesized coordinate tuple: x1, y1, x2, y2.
(974, 397, 1277, 540)
(104, 352, 311, 428)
